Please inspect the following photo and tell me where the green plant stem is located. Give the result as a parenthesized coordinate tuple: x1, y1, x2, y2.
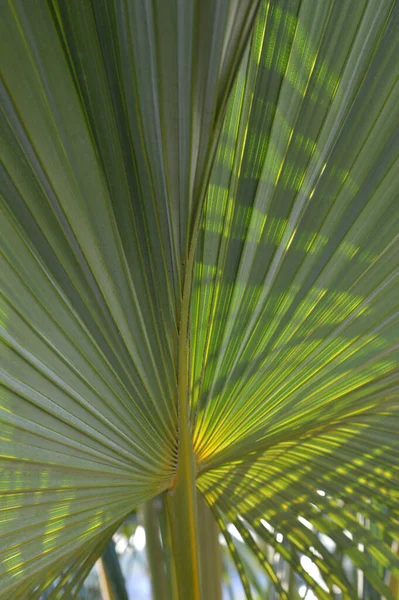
(97, 558, 115, 600)
(101, 538, 129, 600)
(143, 499, 169, 600)
(166, 267, 202, 599)
(158, 494, 179, 600)
(197, 494, 222, 600)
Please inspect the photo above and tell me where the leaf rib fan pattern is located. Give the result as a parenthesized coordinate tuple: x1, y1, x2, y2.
(0, 0, 398, 598)
(0, 0, 257, 596)
(193, 1, 399, 598)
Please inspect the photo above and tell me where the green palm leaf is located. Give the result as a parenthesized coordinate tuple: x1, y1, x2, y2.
(0, 0, 398, 598)
(193, 1, 399, 596)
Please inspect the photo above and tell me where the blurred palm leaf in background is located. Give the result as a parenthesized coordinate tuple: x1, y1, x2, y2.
(0, 0, 398, 598)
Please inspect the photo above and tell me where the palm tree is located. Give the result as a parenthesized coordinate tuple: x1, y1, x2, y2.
(0, 0, 398, 598)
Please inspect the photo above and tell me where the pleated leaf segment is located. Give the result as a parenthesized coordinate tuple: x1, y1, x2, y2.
(0, 0, 398, 599)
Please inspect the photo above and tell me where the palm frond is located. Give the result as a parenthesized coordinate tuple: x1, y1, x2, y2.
(0, 0, 398, 598)
(193, 1, 399, 597)
(0, 0, 257, 596)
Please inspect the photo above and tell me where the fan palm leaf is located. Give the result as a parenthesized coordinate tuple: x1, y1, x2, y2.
(0, 0, 398, 598)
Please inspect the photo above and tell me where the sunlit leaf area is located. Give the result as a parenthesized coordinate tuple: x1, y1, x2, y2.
(0, 0, 398, 599)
